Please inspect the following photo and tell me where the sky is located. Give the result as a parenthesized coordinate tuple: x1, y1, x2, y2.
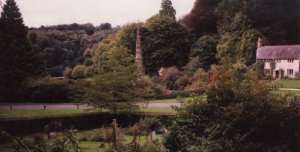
(9, 0, 196, 27)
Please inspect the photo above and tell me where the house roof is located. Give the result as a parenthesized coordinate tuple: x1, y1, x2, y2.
(256, 45, 300, 59)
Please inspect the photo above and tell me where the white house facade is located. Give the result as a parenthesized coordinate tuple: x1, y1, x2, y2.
(256, 38, 300, 79)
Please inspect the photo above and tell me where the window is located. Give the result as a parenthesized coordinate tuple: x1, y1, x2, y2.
(264, 69, 271, 75)
(275, 59, 281, 63)
(287, 69, 294, 75)
(288, 59, 294, 63)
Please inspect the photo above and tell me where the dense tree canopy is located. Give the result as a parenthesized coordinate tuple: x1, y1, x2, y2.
(181, 0, 220, 37)
(143, 15, 191, 75)
(0, 0, 44, 101)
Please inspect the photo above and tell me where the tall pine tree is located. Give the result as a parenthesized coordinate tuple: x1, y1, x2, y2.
(0, 0, 44, 101)
(159, 0, 176, 19)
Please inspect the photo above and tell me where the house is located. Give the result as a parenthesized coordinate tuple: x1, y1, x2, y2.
(256, 38, 300, 79)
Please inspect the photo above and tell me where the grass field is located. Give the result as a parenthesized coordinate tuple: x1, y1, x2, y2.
(273, 90, 300, 96)
(0, 109, 96, 119)
(0, 107, 175, 119)
(273, 80, 300, 88)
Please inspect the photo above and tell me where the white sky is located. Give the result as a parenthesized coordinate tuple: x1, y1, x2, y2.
(9, 0, 196, 27)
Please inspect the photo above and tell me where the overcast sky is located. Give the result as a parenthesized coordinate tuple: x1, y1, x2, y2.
(9, 0, 196, 27)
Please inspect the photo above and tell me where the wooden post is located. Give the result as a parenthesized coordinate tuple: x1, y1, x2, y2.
(112, 119, 118, 148)
(10, 105, 12, 110)
(43, 105, 46, 110)
(76, 104, 79, 109)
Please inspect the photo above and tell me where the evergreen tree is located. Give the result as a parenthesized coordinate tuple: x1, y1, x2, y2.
(159, 0, 176, 19)
(0, 0, 44, 101)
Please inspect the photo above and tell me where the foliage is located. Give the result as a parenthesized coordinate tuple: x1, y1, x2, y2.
(184, 68, 207, 93)
(1, 129, 82, 152)
(216, 13, 262, 65)
(174, 75, 191, 90)
(165, 64, 300, 151)
(28, 22, 116, 76)
(89, 40, 148, 112)
(159, 0, 176, 19)
(71, 64, 87, 79)
(25, 76, 73, 103)
(191, 35, 218, 70)
(159, 67, 180, 90)
(0, 0, 45, 102)
(181, 0, 220, 37)
(143, 15, 191, 74)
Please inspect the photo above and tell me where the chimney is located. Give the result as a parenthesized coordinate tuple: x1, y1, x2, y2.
(257, 37, 263, 48)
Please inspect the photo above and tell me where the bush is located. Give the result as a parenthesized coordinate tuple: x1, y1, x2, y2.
(174, 75, 191, 90)
(26, 77, 73, 103)
(159, 66, 180, 90)
(63, 67, 72, 79)
(84, 66, 94, 77)
(295, 72, 300, 80)
(71, 65, 87, 79)
(83, 58, 93, 66)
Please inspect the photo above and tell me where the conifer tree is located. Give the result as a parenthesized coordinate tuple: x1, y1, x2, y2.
(0, 0, 44, 101)
(159, 0, 176, 19)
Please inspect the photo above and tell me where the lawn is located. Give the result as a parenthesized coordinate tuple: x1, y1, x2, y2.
(0, 109, 96, 119)
(273, 80, 300, 88)
(273, 90, 300, 96)
(0, 107, 175, 119)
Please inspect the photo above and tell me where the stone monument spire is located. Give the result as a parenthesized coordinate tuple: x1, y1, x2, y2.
(135, 28, 144, 75)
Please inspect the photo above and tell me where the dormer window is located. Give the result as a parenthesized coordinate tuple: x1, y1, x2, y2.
(288, 59, 294, 63)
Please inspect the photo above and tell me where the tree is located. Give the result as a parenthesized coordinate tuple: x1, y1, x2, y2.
(159, 0, 176, 19)
(191, 35, 218, 70)
(89, 45, 144, 112)
(0, 0, 44, 101)
(99, 23, 112, 30)
(181, 0, 220, 37)
(143, 15, 191, 74)
(216, 13, 262, 65)
(216, 0, 300, 44)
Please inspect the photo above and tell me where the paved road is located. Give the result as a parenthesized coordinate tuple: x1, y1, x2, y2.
(279, 88, 300, 91)
(0, 103, 181, 110)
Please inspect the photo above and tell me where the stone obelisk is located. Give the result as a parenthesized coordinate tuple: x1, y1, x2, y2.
(135, 28, 145, 75)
